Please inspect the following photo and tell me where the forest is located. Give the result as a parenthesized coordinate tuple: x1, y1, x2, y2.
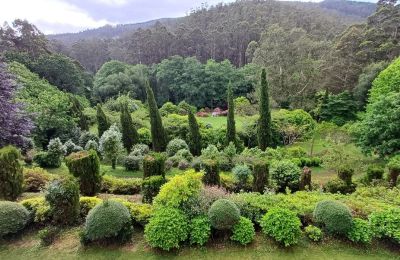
(0, 0, 399, 259)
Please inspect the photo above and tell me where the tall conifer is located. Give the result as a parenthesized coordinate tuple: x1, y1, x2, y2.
(188, 110, 202, 156)
(96, 104, 110, 138)
(120, 103, 139, 153)
(226, 82, 236, 146)
(257, 69, 272, 151)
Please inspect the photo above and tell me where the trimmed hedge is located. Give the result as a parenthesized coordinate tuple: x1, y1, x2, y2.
(142, 175, 166, 203)
(101, 175, 142, 195)
(0, 201, 30, 237)
(202, 159, 220, 186)
(143, 153, 166, 178)
(23, 167, 50, 192)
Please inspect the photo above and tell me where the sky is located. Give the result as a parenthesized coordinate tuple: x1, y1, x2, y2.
(0, 0, 376, 35)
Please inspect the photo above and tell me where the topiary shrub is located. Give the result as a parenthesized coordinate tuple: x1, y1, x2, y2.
(38, 226, 60, 246)
(122, 202, 153, 226)
(208, 199, 240, 230)
(230, 216, 255, 245)
(202, 159, 220, 186)
(366, 165, 384, 183)
(123, 155, 142, 171)
(369, 208, 400, 244)
(101, 175, 142, 195)
(23, 167, 50, 192)
(65, 150, 101, 196)
(305, 225, 323, 242)
(45, 177, 80, 226)
(0, 146, 23, 200)
(299, 166, 312, 191)
(144, 207, 189, 251)
(34, 138, 65, 168)
(189, 215, 211, 246)
(143, 153, 166, 178)
(166, 138, 189, 157)
(260, 207, 302, 247)
(81, 200, 133, 245)
(20, 197, 51, 224)
(313, 200, 353, 236)
(270, 160, 301, 192)
(387, 155, 400, 187)
(232, 164, 251, 191)
(0, 201, 30, 237)
(252, 161, 268, 193)
(348, 218, 373, 244)
(324, 179, 356, 194)
(142, 175, 166, 203)
(337, 167, 354, 185)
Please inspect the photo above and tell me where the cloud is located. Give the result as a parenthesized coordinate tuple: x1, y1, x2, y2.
(0, 0, 112, 34)
(91, 0, 129, 6)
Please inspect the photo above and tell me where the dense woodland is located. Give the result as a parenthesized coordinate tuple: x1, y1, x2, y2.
(0, 0, 400, 258)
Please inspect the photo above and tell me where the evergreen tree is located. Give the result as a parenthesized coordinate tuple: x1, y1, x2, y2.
(145, 82, 167, 152)
(188, 110, 202, 156)
(69, 94, 88, 131)
(120, 103, 139, 153)
(226, 81, 236, 146)
(257, 69, 272, 151)
(96, 104, 110, 138)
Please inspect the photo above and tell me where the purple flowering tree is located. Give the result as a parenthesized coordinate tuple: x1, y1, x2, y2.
(0, 62, 33, 148)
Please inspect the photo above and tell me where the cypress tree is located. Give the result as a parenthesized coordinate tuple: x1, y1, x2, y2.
(145, 82, 167, 152)
(96, 104, 110, 138)
(69, 94, 88, 131)
(257, 69, 272, 151)
(188, 110, 202, 156)
(225, 81, 236, 146)
(120, 103, 139, 153)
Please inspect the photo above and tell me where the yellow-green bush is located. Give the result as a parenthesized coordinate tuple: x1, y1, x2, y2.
(20, 197, 51, 224)
(79, 196, 102, 218)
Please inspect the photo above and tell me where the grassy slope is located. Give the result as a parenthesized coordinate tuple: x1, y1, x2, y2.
(1, 228, 398, 260)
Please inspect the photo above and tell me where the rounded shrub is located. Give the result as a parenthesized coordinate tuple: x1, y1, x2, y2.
(131, 143, 150, 155)
(45, 177, 80, 226)
(124, 155, 142, 171)
(324, 178, 356, 194)
(230, 216, 255, 245)
(0, 201, 30, 237)
(189, 215, 211, 246)
(232, 164, 251, 190)
(0, 146, 23, 200)
(65, 150, 101, 196)
(82, 200, 133, 245)
(144, 207, 189, 251)
(313, 200, 353, 236)
(23, 167, 50, 192)
(304, 225, 323, 242)
(260, 208, 302, 247)
(208, 199, 240, 230)
(270, 160, 301, 192)
(166, 138, 189, 157)
(347, 218, 373, 244)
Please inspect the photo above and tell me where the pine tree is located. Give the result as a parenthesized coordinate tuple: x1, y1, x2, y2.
(188, 110, 202, 156)
(96, 104, 110, 138)
(145, 82, 167, 152)
(257, 69, 272, 151)
(120, 103, 139, 153)
(225, 81, 236, 146)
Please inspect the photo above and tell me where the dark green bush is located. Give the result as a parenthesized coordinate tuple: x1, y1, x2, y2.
(252, 161, 269, 193)
(387, 155, 400, 187)
(81, 200, 133, 245)
(347, 218, 373, 244)
(0, 146, 23, 200)
(189, 215, 211, 246)
(270, 160, 301, 192)
(304, 225, 323, 242)
(65, 150, 101, 196)
(208, 199, 240, 230)
(313, 200, 353, 236)
(230, 216, 255, 245)
(38, 226, 60, 246)
(369, 208, 400, 244)
(101, 175, 142, 195)
(202, 159, 220, 186)
(45, 177, 80, 226)
(324, 179, 356, 194)
(124, 155, 142, 171)
(142, 175, 166, 203)
(366, 165, 384, 183)
(34, 138, 64, 168)
(338, 167, 354, 184)
(144, 207, 189, 251)
(232, 164, 251, 191)
(143, 153, 166, 178)
(23, 167, 50, 192)
(0, 201, 30, 237)
(260, 207, 302, 247)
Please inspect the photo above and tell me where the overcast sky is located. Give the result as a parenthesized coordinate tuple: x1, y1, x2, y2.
(1, 0, 375, 34)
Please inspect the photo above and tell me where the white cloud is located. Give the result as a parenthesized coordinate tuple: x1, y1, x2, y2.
(0, 0, 112, 34)
(92, 0, 129, 5)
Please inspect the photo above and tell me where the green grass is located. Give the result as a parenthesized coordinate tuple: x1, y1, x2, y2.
(1, 228, 398, 260)
(197, 116, 246, 131)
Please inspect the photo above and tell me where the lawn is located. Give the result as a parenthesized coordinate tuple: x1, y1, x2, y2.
(197, 116, 246, 131)
(1, 228, 398, 260)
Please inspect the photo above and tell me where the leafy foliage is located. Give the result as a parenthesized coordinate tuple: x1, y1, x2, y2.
(347, 218, 373, 244)
(0, 201, 29, 237)
(230, 216, 255, 245)
(143, 153, 166, 178)
(189, 215, 211, 246)
(270, 160, 301, 192)
(0, 146, 23, 200)
(305, 225, 323, 242)
(369, 208, 400, 244)
(99, 124, 123, 169)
